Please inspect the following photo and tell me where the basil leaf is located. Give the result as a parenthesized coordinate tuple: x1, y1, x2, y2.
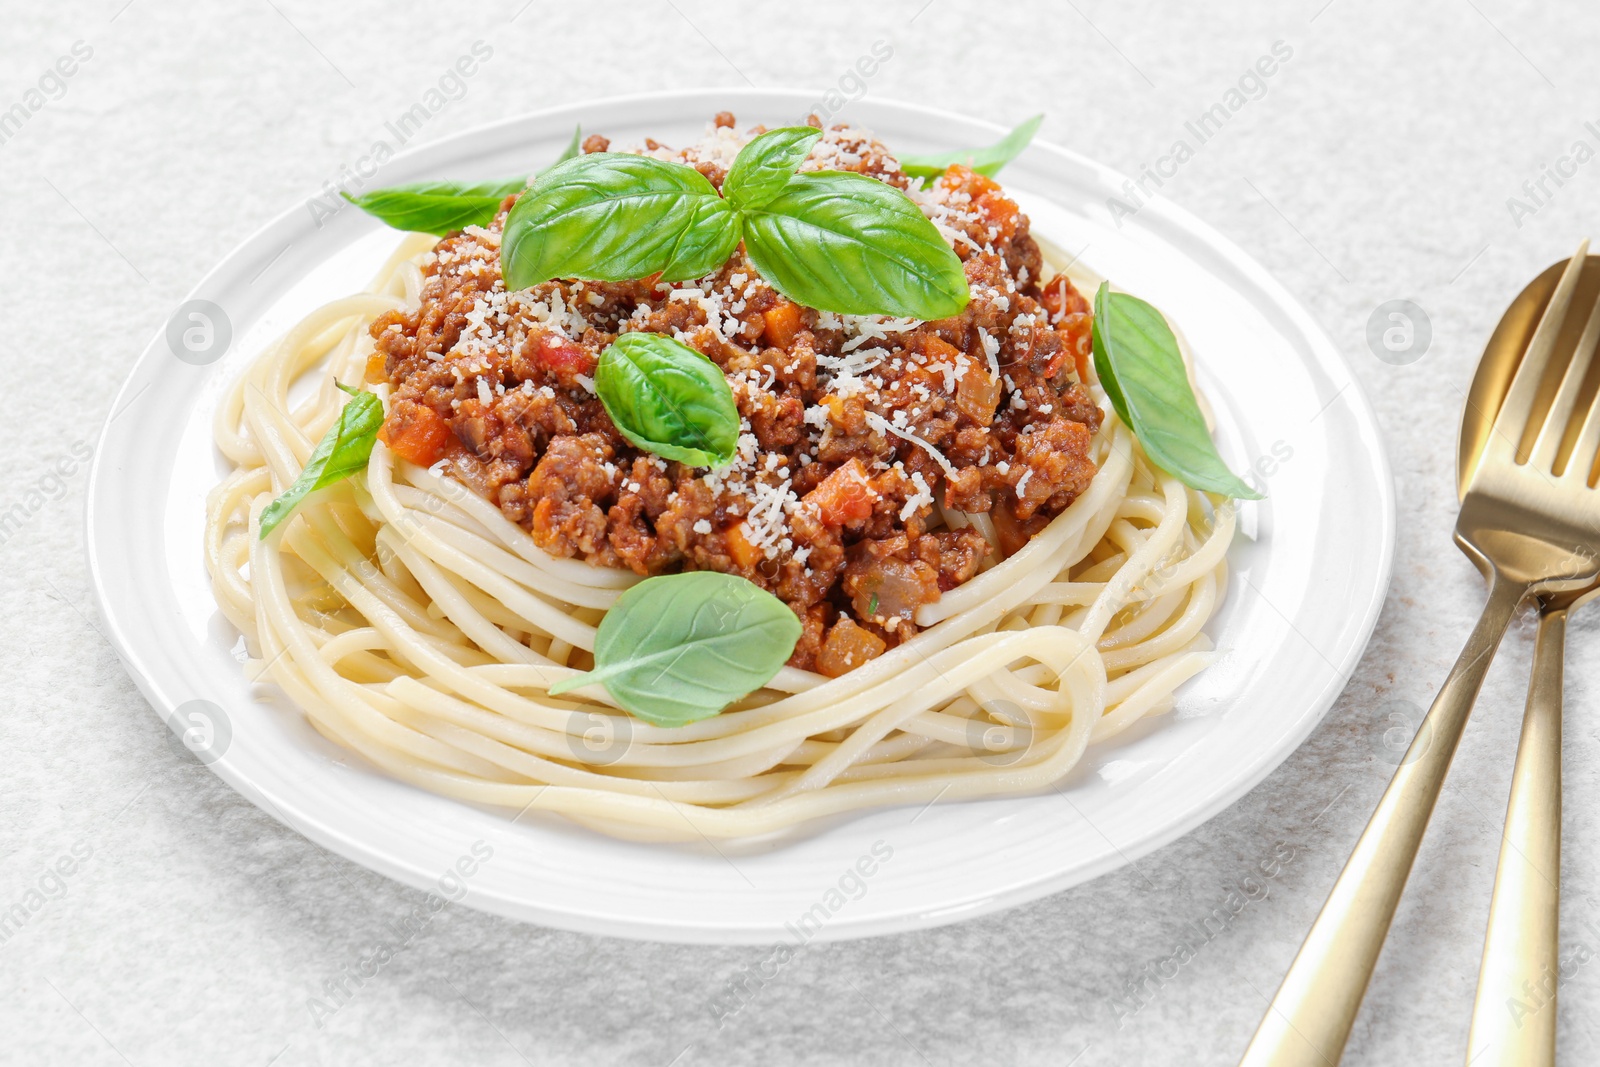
(501, 153, 740, 290)
(898, 114, 1044, 183)
(1091, 284, 1261, 500)
(594, 333, 740, 467)
(342, 124, 582, 235)
(741, 172, 969, 319)
(259, 386, 385, 537)
(341, 176, 526, 237)
(554, 123, 583, 166)
(548, 572, 801, 727)
(723, 126, 821, 210)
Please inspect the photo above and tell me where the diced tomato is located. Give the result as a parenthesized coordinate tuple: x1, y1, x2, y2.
(1037, 274, 1094, 382)
(378, 401, 452, 467)
(535, 332, 596, 377)
(816, 618, 887, 678)
(725, 520, 762, 569)
(762, 301, 804, 350)
(1064, 313, 1093, 383)
(804, 458, 878, 526)
(1040, 273, 1091, 322)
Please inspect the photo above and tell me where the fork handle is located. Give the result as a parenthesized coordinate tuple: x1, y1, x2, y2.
(1466, 605, 1564, 1066)
(1239, 573, 1528, 1066)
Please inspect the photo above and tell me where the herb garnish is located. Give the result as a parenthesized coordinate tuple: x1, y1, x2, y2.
(548, 572, 801, 727)
(501, 153, 741, 287)
(342, 125, 583, 236)
(898, 114, 1043, 185)
(1090, 284, 1261, 500)
(593, 333, 740, 467)
(502, 126, 969, 320)
(723, 126, 823, 209)
(259, 384, 384, 537)
(739, 168, 969, 318)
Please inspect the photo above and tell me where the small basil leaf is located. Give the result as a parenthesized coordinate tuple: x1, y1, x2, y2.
(898, 114, 1044, 184)
(594, 333, 740, 467)
(554, 123, 583, 166)
(723, 126, 822, 210)
(741, 171, 969, 319)
(259, 388, 385, 537)
(548, 572, 801, 727)
(501, 153, 740, 290)
(342, 176, 526, 236)
(1091, 283, 1262, 500)
(341, 124, 581, 236)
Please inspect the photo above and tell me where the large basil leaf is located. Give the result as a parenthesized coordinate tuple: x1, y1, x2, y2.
(741, 172, 969, 319)
(548, 572, 801, 727)
(341, 176, 527, 236)
(594, 332, 740, 467)
(723, 126, 822, 210)
(259, 385, 385, 537)
(501, 153, 740, 290)
(1091, 284, 1261, 499)
(898, 114, 1044, 184)
(342, 124, 583, 235)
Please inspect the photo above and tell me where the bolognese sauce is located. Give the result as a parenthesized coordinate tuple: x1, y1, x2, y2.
(368, 115, 1101, 675)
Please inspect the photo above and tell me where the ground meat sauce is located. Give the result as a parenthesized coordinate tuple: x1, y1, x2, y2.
(369, 115, 1102, 675)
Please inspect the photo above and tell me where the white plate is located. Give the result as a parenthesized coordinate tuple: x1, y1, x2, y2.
(86, 89, 1393, 944)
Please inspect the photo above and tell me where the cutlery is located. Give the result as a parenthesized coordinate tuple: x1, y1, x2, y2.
(1239, 242, 1600, 1066)
(1464, 249, 1600, 1066)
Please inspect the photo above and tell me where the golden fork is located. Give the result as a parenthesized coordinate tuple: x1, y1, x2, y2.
(1239, 242, 1600, 1066)
(1464, 248, 1600, 1066)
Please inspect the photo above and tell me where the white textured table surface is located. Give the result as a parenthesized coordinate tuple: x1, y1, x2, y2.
(5, 1, 1600, 1064)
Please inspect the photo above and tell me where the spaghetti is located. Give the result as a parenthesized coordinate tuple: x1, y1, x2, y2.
(204, 129, 1235, 842)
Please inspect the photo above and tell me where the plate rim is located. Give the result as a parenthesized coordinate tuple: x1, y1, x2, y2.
(85, 86, 1395, 943)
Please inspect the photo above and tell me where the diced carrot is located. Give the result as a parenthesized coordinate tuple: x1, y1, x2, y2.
(762, 301, 804, 350)
(976, 192, 1020, 242)
(378, 401, 452, 467)
(530, 496, 557, 541)
(940, 165, 1019, 241)
(725, 520, 762, 569)
(804, 457, 877, 526)
(940, 163, 1001, 197)
(364, 351, 388, 385)
(920, 335, 962, 364)
(816, 618, 887, 678)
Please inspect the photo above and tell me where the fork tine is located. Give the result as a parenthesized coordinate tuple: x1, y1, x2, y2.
(1532, 253, 1600, 473)
(1488, 240, 1591, 463)
(1567, 335, 1600, 486)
